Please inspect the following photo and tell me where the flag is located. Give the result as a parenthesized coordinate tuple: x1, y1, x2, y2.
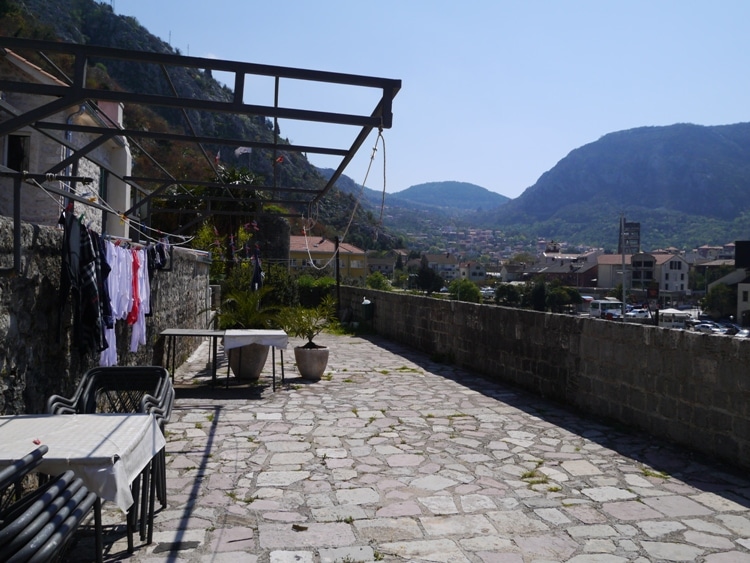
(251, 246, 263, 291)
(214, 151, 221, 165)
(275, 155, 284, 164)
(234, 146, 252, 156)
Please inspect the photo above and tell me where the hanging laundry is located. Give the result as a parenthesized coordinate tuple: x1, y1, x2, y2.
(130, 248, 150, 353)
(58, 210, 105, 356)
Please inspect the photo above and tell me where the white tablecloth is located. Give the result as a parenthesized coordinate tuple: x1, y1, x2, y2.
(0, 413, 166, 512)
(223, 329, 288, 350)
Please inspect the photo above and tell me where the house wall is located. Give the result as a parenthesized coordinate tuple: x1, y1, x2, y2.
(0, 105, 116, 233)
(339, 286, 750, 471)
(1, 55, 131, 236)
(0, 215, 211, 416)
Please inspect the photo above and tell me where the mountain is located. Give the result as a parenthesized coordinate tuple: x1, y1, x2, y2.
(319, 173, 507, 213)
(319, 171, 509, 239)
(477, 123, 750, 250)
(389, 182, 508, 212)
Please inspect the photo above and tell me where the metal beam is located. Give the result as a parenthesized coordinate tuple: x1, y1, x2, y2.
(35, 121, 350, 157)
(0, 37, 400, 230)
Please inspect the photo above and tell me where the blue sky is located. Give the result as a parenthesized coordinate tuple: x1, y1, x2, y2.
(113, 0, 750, 199)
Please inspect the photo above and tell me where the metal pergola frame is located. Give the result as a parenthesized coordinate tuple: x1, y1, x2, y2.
(0, 37, 401, 233)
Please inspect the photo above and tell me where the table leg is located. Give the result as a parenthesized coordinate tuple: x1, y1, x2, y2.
(170, 336, 176, 383)
(140, 462, 150, 540)
(226, 346, 232, 389)
(272, 347, 276, 391)
(127, 475, 138, 553)
(148, 459, 156, 544)
(212, 336, 218, 388)
(94, 497, 103, 563)
(281, 350, 285, 385)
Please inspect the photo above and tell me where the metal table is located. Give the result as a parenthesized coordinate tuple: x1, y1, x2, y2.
(161, 328, 224, 385)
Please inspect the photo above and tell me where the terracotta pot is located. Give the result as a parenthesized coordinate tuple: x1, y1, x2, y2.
(293, 346, 329, 380)
(228, 343, 269, 380)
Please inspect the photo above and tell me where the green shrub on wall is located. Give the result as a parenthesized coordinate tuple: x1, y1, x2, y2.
(297, 274, 335, 307)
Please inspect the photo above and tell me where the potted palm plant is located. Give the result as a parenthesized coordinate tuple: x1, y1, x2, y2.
(276, 294, 336, 380)
(219, 285, 279, 380)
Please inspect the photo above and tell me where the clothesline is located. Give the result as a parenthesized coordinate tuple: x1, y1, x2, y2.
(58, 209, 168, 365)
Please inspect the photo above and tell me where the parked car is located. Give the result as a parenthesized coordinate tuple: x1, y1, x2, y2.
(720, 323, 740, 336)
(735, 329, 750, 338)
(625, 309, 651, 319)
(694, 322, 723, 334)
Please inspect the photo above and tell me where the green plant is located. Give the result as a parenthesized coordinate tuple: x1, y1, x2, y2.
(218, 285, 280, 330)
(276, 294, 336, 348)
(297, 274, 335, 306)
(366, 271, 392, 291)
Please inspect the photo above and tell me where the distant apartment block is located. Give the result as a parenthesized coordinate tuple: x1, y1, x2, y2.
(289, 236, 367, 282)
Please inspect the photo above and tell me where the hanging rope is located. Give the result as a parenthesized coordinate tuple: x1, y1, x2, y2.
(30, 178, 195, 246)
(301, 127, 388, 270)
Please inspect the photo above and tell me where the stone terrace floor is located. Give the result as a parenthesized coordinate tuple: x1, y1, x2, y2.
(64, 332, 750, 562)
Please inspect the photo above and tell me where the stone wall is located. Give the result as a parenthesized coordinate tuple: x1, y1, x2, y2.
(339, 286, 750, 470)
(0, 216, 211, 415)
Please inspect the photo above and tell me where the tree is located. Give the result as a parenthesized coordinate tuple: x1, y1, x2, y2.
(366, 271, 392, 291)
(448, 279, 481, 303)
(495, 283, 521, 306)
(395, 253, 404, 271)
(530, 279, 547, 311)
(545, 280, 583, 313)
(702, 283, 735, 318)
(416, 256, 443, 294)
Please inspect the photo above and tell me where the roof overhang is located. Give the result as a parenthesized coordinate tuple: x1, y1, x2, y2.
(0, 37, 400, 224)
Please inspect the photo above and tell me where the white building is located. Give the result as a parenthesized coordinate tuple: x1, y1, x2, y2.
(0, 49, 132, 237)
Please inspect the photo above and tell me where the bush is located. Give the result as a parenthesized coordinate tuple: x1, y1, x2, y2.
(366, 271, 392, 291)
(297, 275, 335, 307)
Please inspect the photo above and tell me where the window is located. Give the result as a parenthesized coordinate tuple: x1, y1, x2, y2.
(6, 135, 30, 171)
(99, 168, 108, 199)
(670, 261, 682, 270)
(744, 291, 749, 303)
(680, 273, 684, 281)
(665, 283, 669, 291)
(665, 273, 669, 280)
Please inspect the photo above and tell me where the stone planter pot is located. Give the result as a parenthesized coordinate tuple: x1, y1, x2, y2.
(293, 346, 329, 380)
(228, 343, 269, 380)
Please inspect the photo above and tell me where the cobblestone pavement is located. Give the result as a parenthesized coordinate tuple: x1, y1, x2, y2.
(66, 332, 750, 562)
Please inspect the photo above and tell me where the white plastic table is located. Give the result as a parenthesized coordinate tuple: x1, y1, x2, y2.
(0, 413, 165, 512)
(223, 329, 288, 390)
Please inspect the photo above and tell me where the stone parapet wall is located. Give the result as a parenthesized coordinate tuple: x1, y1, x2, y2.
(0, 216, 210, 415)
(339, 286, 750, 470)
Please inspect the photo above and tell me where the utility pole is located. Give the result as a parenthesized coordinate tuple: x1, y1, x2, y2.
(621, 215, 627, 318)
(335, 236, 341, 317)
